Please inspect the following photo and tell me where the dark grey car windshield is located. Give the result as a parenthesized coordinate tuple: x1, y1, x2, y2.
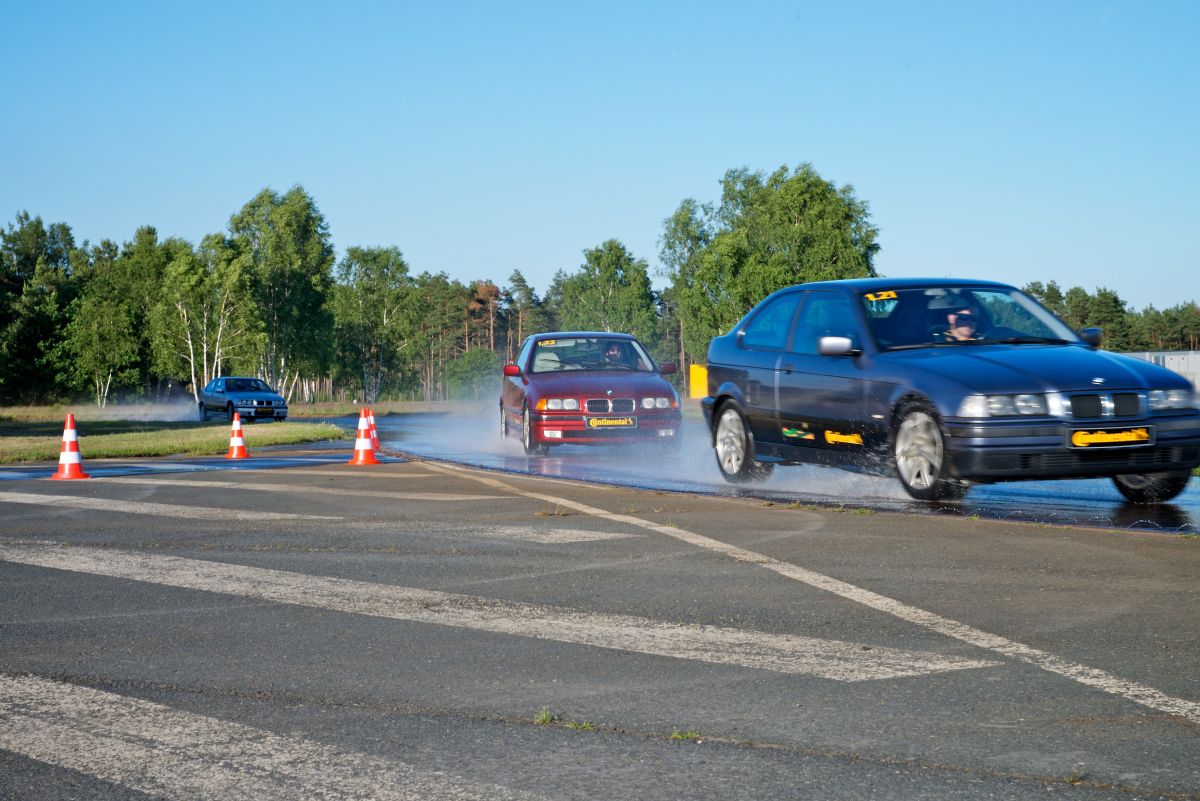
(226, 378, 273, 393)
(861, 287, 1078, 351)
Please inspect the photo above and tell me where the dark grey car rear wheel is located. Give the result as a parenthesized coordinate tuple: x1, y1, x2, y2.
(1112, 470, 1190, 505)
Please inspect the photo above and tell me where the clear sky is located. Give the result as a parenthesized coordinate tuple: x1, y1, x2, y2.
(3, 1, 1196, 311)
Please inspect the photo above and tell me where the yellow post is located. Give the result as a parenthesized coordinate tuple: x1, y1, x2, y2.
(688, 364, 708, 399)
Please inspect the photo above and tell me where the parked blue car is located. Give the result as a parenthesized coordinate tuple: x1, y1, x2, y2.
(198, 376, 288, 423)
(702, 278, 1200, 503)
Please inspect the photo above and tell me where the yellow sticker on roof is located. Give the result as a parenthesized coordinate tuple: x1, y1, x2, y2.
(865, 290, 897, 302)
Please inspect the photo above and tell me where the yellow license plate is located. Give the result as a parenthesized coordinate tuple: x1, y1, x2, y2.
(1068, 427, 1152, 448)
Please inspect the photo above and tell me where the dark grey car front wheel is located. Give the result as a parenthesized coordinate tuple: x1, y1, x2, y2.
(713, 405, 772, 482)
(1112, 470, 1190, 505)
(892, 404, 968, 501)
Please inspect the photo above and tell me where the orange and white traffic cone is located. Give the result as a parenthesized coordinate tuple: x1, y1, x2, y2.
(348, 409, 380, 465)
(225, 412, 249, 459)
(368, 408, 380, 449)
(50, 414, 90, 480)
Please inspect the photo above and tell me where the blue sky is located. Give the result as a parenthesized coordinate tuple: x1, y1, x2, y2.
(3, 1, 1196, 311)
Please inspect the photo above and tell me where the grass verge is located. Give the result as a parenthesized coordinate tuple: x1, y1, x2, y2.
(0, 421, 346, 464)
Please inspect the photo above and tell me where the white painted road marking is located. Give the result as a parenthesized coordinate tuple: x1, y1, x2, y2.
(0, 673, 540, 801)
(0, 542, 995, 681)
(0, 492, 339, 522)
(422, 461, 1200, 724)
(102, 476, 504, 501)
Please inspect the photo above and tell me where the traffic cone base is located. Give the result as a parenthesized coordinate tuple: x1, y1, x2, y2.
(50, 413, 90, 480)
(348, 409, 380, 465)
(226, 412, 249, 459)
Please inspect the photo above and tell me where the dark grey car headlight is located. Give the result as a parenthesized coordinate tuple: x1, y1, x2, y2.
(958, 394, 1049, 417)
(1149, 389, 1195, 410)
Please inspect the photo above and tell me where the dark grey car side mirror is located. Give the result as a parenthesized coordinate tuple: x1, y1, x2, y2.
(1079, 327, 1103, 347)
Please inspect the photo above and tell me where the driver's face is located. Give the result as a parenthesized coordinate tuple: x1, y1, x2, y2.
(605, 345, 620, 359)
(948, 309, 977, 339)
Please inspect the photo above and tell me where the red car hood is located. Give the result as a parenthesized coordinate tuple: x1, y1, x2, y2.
(526, 370, 675, 399)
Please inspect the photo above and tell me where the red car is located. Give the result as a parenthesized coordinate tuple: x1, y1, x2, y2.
(500, 332, 682, 454)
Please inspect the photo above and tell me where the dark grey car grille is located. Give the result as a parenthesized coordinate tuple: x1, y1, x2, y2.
(585, 399, 609, 413)
(1113, 393, 1140, 417)
(1068, 392, 1141, 419)
(1070, 395, 1102, 418)
(611, 398, 635, 413)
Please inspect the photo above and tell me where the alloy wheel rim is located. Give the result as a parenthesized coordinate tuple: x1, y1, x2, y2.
(895, 412, 942, 490)
(715, 410, 746, 475)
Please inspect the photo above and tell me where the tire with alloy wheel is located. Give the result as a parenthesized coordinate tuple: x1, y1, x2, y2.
(522, 405, 546, 455)
(892, 402, 968, 501)
(1112, 470, 1190, 505)
(713, 403, 767, 482)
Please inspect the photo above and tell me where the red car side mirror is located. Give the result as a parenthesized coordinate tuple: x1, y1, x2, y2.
(658, 362, 677, 375)
(502, 364, 522, 377)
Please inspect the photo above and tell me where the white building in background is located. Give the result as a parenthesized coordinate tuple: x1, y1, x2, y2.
(1124, 351, 1200, 389)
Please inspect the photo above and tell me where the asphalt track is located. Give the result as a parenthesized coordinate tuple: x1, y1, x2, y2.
(378, 412, 1200, 535)
(3, 411, 1196, 532)
(3, 413, 1199, 799)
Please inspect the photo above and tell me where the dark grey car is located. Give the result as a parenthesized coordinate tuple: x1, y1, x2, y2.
(702, 278, 1200, 503)
(199, 376, 288, 423)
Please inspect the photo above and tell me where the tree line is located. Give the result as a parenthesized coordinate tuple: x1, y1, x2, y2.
(2, 165, 1196, 407)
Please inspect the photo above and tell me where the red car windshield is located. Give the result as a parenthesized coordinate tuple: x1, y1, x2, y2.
(530, 338, 654, 373)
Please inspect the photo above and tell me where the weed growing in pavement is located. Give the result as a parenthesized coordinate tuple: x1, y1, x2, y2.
(565, 721, 595, 731)
(761, 500, 776, 507)
(533, 707, 559, 725)
(967, 514, 980, 521)
(1062, 771, 1088, 785)
(788, 501, 818, 511)
(852, 507, 874, 515)
(670, 728, 702, 741)
(534, 506, 575, 517)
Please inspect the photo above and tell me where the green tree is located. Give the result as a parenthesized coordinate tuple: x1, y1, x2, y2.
(553, 239, 657, 341)
(503, 269, 549, 356)
(661, 164, 879, 362)
(330, 246, 416, 403)
(66, 271, 140, 406)
(229, 186, 335, 397)
(150, 234, 258, 402)
(0, 213, 80, 402)
(1022, 280, 1067, 319)
(444, 347, 502, 401)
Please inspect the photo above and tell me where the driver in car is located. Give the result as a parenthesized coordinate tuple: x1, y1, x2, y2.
(944, 307, 983, 341)
(603, 342, 629, 365)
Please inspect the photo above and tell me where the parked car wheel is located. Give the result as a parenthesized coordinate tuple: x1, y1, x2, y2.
(1111, 470, 1191, 505)
(522, 405, 546, 455)
(892, 403, 968, 501)
(713, 404, 773, 482)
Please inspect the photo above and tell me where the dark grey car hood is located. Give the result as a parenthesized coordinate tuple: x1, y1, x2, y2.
(881, 344, 1188, 394)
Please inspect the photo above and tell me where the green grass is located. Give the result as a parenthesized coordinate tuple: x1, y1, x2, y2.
(670, 727, 702, 741)
(0, 420, 346, 464)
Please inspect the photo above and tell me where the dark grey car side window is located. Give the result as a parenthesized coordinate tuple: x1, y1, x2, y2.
(741, 292, 803, 350)
(790, 293, 858, 355)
